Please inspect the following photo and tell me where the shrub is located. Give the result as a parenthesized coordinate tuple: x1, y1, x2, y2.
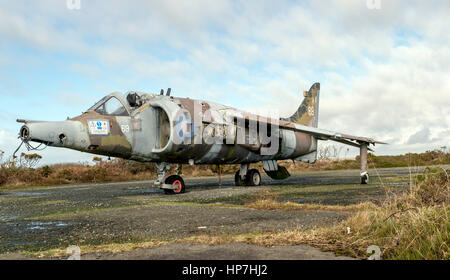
(40, 165, 53, 177)
(18, 153, 42, 168)
(56, 168, 74, 181)
(0, 167, 7, 185)
(409, 166, 449, 206)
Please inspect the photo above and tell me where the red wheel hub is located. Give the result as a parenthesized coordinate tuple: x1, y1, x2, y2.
(172, 180, 182, 193)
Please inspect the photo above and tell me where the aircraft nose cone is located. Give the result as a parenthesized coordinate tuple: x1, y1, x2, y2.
(18, 120, 89, 149)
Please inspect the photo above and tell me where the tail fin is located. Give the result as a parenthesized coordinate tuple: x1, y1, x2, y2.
(287, 82, 320, 127)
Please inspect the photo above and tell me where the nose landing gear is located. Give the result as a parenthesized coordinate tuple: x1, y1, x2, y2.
(154, 162, 186, 194)
(164, 175, 186, 194)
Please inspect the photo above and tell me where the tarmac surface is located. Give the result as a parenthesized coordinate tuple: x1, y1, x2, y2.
(0, 165, 434, 260)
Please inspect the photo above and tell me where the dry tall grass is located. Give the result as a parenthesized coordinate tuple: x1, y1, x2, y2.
(240, 166, 449, 259)
(0, 158, 154, 187)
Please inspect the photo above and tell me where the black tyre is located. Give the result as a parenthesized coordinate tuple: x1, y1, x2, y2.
(361, 173, 369, 184)
(164, 175, 186, 194)
(235, 171, 245, 186)
(246, 169, 261, 186)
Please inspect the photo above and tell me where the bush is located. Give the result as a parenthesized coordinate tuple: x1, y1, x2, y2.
(56, 169, 75, 181)
(40, 165, 53, 177)
(0, 167, 7, 185)
(18, 153, 42, 168)
(410, 167, 449, 206)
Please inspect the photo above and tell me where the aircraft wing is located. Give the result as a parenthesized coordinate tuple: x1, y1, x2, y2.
(290, 123, 386, 149)
(215, 113, 386, 149)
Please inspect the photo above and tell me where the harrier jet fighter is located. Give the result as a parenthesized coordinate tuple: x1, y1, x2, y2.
(17, 83, 385, 194)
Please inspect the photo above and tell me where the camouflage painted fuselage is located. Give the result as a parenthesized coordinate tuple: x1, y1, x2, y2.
(69, 94, 317, 165)
(19, 85, 321, 165)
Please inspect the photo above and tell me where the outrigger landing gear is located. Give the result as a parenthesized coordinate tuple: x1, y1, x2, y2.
(154, 162, 186, 194)
(234, 164, 261, 186)
(360, 143, 369, 184)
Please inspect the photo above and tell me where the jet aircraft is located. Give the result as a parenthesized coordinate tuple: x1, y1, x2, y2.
(16, 83, 385, 194)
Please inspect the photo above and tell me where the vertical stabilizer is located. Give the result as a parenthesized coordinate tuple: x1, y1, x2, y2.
(287, 82, 320, 127)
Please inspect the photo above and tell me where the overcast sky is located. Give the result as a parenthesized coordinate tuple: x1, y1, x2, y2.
(0, 0, 449, 165)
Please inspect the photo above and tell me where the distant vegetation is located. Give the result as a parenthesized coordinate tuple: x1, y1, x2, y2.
(290, 146, 450, 170)
(0, 148, 449, 188)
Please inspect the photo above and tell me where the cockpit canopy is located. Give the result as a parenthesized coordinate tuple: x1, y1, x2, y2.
(87, 92, 145, 116)
(87, 94, 129, 116)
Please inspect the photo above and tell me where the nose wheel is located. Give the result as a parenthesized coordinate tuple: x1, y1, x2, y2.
(234, 169, 261, 186)
(153, 162, 186, 194)
(164, 175, 186, 194)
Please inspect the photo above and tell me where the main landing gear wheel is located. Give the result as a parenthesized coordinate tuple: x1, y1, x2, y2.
(246, 169, 261, 186)
(164, 175, 186, 194)
(234, 169, 261, 186)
